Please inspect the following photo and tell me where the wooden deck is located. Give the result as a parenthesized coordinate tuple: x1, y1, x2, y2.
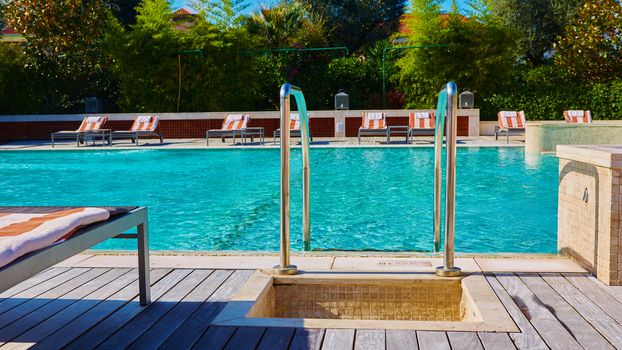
(2, 267, 622, 349)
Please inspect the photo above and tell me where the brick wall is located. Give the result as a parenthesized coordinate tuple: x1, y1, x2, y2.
(0, 118, 336, 140)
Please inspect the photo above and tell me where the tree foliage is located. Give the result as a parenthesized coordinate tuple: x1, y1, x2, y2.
(490, 0, 581, 65)
(555, 0, 622, 81)
(300, 0, 407, 52)
(4, 0, 117, 112)
(246, 0, 327, 48)
(398, 0, 518, 109)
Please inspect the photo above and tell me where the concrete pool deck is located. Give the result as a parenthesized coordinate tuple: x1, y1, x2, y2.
(0, 136, 525, 150)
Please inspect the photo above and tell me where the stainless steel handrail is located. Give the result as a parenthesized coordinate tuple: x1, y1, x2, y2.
(435, 82, 461, 277)
(274, 83, 311, 275)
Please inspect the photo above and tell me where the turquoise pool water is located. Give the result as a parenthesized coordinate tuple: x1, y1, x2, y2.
(0, 147, 558, 253)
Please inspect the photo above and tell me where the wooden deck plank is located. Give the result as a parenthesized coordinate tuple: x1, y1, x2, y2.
(485, 275, 548, 350)
(587, 274, 622, 304)
(478, 333, 515, 350)
(88, 269, 203, 350)
(541, 273, 622, 348)
(564, 273, 622, 324)
(127, 269, 231, 350)
(189, 326, 236, 350)
(223, 326, 266, 350)
(386, 330, 417, 350)
(289, 328, 324, 350)
(0, 268, 107, 342)
(0, 268, 68, 300)
(519, 273, 614, 350)
(64, 268, 186, 350)
(447, 332, 483, 350)
(160, 269, 251, 350)
(0, 268, 89, 317)
(321, 329, 355, 350)
(33, 269, 170, 350)
(417, 331, 450, 350)
(1, 268, 132, 349)
(256, 327, 295, 350)
(354, 329, 384, 350)
(495, 273, 582, 350)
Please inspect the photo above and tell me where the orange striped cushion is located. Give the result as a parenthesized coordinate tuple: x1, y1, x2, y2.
(222, 114, 250, 130)
(361, 112, 386, 129)
(290, 113, 300, 130)
(498, 111, 526, 128)
(131, 115, 158, 132)
(77, 116, 107, 132)
(0, 207, 111, 268)
(409, 112, 436, 129)
(564, 110, 592, 123)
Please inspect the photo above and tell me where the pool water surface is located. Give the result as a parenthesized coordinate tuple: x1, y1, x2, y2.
(0, 147, 557, 253)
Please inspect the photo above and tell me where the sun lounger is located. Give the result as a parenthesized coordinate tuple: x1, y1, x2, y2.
(564, 110, 592, 123)
(0, 206, 150, 305)
(495, 111, 526, 143)
(407, 111, 436, 143)
(273, 113, 313, 144)
(206, 114, 263, 146)
(358, 112, 388, 144)
(111, 115, 164, 146)
(51, 116, 109, 147)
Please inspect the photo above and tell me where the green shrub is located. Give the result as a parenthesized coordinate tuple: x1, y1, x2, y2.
(482, 65, 622, 120)
(0, 45, 40, 114)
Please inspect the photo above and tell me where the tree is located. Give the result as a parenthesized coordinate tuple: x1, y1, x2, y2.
(4, 0, 117, 112)
(555, 0, 622, 81)
(108, 0, 182, 112)
(490, 0, 582, 66)
(246, 0, 327, 48)
(108, 0, 142, 27)
(191, 0, 248, 30)
(398, 0, 518, 110)
(300, 0, 407, 52)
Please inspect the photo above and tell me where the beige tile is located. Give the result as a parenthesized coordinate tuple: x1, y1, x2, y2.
(331, 257, 480, 273)
(74, 254, 334, 270)
(475, 258, 588, 273)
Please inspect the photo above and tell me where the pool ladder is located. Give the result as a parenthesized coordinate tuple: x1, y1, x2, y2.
(273, 83, 311, 275)
(434, 82, 461, 277)
(273, 82, 461, 277)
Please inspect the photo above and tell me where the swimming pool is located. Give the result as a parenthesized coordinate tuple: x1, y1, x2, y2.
(0, 147, 557, 253)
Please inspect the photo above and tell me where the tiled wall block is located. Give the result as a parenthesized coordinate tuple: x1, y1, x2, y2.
(558, 157, 622, 285)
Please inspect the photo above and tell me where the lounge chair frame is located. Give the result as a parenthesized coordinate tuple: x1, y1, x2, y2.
(0, 206, 151, 305)
(111, 130, 164, 146)
(273, 129, 313, 144)
(495, 126, 524, 143)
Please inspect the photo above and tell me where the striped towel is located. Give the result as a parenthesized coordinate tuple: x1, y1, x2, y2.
(222, 114, 250, 130)
(290, 113, 300, 130)
(131, 115, 159, 132)
(564, 110, 592, 123)
(77, 116, 107, 132)
(498, 111, 526, 128)
(409, 112, 436, 129)
(0, 207, 111, 268)
(361, 113, 386, 129)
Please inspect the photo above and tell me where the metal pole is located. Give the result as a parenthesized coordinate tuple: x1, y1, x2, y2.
(436, 82, 461, 277)
(274, 83, 315, 274)
(433, 110, 443, 253)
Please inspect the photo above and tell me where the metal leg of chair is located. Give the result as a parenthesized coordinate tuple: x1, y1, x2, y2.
(51, 135, 55, 148)
(507, 131, 510, 144)
(137, 221, 151, 306)
(358, 131, 361, 144)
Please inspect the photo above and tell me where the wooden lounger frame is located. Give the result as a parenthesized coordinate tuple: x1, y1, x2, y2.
(0, 206, 151, 305)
